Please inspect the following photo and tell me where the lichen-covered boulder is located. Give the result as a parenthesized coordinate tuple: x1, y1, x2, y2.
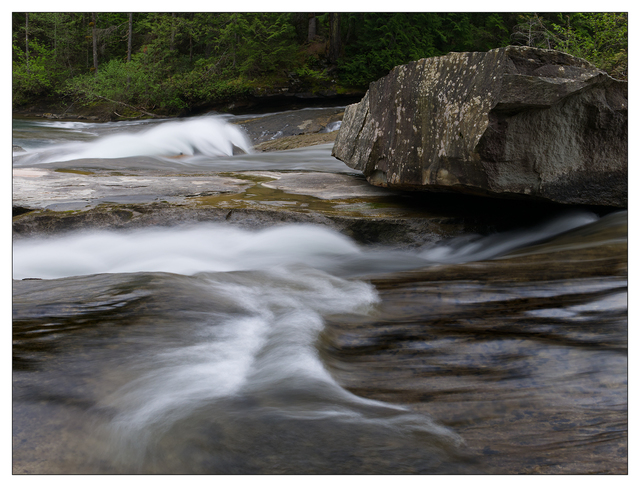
(332, 46, 627, 207)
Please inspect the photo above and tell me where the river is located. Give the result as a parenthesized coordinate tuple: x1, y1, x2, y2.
(12, 110, 627, 474)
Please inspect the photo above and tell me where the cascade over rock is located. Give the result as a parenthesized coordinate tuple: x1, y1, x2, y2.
(332, 46, 627, 207)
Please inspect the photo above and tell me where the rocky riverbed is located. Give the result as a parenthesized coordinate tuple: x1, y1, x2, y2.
(12, 107, 563, 245)
(12, 99, 627, 474)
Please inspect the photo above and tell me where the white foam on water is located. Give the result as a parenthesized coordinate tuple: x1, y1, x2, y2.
(99, 265, 394, 462)
(321, 120, 342, 132)
(419, 209, 600, 263)
(13, 222, 460, 462)
(13, 116, 252, 164)
(13, 211, 606, 281)
(105, 309, 271, 436)
(12, 224, 362, 280)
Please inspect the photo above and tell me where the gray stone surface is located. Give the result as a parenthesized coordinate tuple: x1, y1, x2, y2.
(12, 168, 251, 211)
(237, 107, 344, 145)
(332, 46, 627, 207)
(12, 168, 394, 211)
(252, 172, 395, 200)
(12, 168, 505, 247)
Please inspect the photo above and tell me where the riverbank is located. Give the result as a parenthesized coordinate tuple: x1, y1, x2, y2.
(12, 91, 364, 123)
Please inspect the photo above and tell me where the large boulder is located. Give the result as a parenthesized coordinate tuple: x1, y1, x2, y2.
(332, 46, 627, 207)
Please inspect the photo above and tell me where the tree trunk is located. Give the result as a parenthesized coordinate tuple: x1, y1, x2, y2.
(91, 13, 99, 74)
(127, 13, 133, 62)
(308, 14, 316, 42)
(170, 13, 176, 51)
(127, 13, 133, 92)
(84, 13, 88, 70)
(232, 14, 238, 69)
(53, 13, 58, 61)
(93, 94, 161, 118)
(328, 13, 341, 64)
(25, 13, 29, 73)
(188, 12, 193, 61)
(344, 15, 353, 46)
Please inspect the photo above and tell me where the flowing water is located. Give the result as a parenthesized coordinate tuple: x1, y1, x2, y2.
(12, 112, 627, 474)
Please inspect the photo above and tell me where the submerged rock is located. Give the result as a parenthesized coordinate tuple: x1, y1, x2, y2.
(253, 132, 337, 152)
(332, 46, 627, 207)
(238, 107, 344, 146)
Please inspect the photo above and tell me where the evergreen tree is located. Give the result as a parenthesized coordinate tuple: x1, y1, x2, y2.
(11, 12, 627, 111)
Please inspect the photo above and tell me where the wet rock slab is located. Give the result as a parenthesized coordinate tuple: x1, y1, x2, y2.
(244, 171, 395, 200)
(13, 165, 535, 247)
(12, 167, 453, 245)
(12, 168, 251, 211)
(253, 131, 338, 152)
(12, 167, 397, 212)
(237, 107, 344, 145)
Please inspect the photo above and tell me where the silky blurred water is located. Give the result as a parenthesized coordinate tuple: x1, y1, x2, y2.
(13, 115, 351, 173)
(12, 112, 627, 474)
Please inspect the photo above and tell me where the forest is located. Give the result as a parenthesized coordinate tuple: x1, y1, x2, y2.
(12, 12, 628, 115)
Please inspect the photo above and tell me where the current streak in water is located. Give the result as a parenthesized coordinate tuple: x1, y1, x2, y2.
(13, 116, 253, 163)
(12, 111, 627, 474)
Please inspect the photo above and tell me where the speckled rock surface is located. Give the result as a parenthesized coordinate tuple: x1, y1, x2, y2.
(332, 46, 627, 207)
(238, 107, 344, 145)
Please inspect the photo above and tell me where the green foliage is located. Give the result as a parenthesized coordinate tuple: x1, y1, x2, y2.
(172, 69, 252, 105)
(63, 57, 189, 111)
(468, 13, 513, 52)
(337, 13, 513, 88)
(511, 13, 557, 49)
(551, 13, 627, 79)
(511, 13, 627, 79)
(71, 13, 296, 109)
(295, 64, 330, 84)
(217, 13, 299, 77)
(12, 12, 627, 111)
(339, 13, 442, 86)
(12, 41, 55, 104)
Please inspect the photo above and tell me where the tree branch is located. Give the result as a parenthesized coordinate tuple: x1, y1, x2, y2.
(93, 94, 161, 118)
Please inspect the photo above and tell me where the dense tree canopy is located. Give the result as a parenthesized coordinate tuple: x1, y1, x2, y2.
(12, 12, 627, 114)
